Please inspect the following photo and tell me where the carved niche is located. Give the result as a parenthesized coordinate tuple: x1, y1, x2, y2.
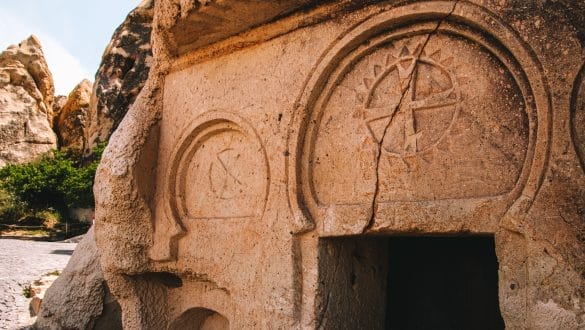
(151, 111, 269, 263)
(289, 2, 550, 235)
(167, 113, 268, 221)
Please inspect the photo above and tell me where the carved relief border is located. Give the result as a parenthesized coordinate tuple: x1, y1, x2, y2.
(151, 110, 270, 261)
(287, 1, 551, 235)
(288, 2, 552, 328)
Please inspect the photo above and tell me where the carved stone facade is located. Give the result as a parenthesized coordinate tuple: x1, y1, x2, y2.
(94, 1, 585, 328)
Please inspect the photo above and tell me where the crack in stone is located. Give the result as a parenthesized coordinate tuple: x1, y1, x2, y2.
(363, 1, 460, 233)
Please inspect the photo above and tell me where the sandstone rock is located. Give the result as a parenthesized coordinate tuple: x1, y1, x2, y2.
(29, 296, 42, 318)
(31, 3, 154, 327)
(0, 36, 57, 167)
(56, 79, 91, 154)
(28, 272, 60, 317)
(0, 35, 54, 117)
(33, 227, 122, 330)
(95, 1, 585, 328)
(85, 0, 153, 153)
(51, 95, 67, 130)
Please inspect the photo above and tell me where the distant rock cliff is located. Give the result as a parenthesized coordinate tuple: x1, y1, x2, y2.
(56, 79, 92, 155)
(86, 0, 153, 153)
(0, 0, 154, 163)
(0, 36, 57, 167)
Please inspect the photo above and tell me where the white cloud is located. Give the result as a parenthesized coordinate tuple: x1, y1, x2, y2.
(0, 8, 92, 95)
(40, 36, 93, 95)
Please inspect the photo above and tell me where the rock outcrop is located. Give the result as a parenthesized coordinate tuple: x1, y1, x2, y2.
(55, 79, 91, 154)
(33, 227, 122, 329)
(85, 0, 153, 153)
(32, 2, 154, 328)
(94, 1, 585, 328)
(51, 95, 67, 130)
(0, 36, 57, 167)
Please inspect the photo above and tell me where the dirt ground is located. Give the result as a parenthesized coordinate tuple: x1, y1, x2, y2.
(0, 238, 76, 329)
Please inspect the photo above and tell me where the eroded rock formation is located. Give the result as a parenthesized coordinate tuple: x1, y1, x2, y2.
(85, 0, 153, 153)
(55, 79, 91, 155)
(95, 0, 585, 328)
(51, 95, 67, 130)
(0, 36, 57, 167)
(33, 2, 154, 327)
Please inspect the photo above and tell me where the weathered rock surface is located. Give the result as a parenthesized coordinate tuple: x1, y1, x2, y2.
(51, 95, 67, 131)
(85, 0, 153, 153)
(28, 272, 60, 317)
(95, 0, 585, 329)
(56, 79, 91, 154)
(33, 227, 122, 330)
(0, 36, 57, 167)
(32, 2, 154, 327)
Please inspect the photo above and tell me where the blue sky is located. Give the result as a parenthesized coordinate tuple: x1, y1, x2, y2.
(0, 0, 140, 95)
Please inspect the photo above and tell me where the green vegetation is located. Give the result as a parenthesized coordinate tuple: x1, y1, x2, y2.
(0, 188, 27, 225)
(0, 143, 106, 236)
(45, 270, 61, 276)
(22, 284, 33, 298)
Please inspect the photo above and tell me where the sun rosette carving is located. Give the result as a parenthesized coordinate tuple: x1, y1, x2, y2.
(356, 43, 462, 160)
(287, 1, 551, 236)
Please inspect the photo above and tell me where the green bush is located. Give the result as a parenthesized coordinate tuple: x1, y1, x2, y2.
(0, 143, 106, 221)
(22, 284, 33, 298)
(0, 189, 27, 224)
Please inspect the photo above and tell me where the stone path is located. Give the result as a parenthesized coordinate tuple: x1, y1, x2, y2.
(0, 238, 76, 329)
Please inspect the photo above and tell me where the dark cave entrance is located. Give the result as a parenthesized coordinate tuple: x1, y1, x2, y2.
(317, 236, 505, 329)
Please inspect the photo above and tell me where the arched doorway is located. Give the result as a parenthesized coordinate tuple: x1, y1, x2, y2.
(288, 2, 550, 327)
(169, 307, 229, 330)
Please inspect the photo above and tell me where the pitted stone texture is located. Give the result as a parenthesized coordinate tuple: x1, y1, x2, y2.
(94, 1, 585, 328)
(157, 0, 323, 55)
(0, 36, 57, 167)
(85, 0, 154, 153)
(56, 79, 91, 154)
